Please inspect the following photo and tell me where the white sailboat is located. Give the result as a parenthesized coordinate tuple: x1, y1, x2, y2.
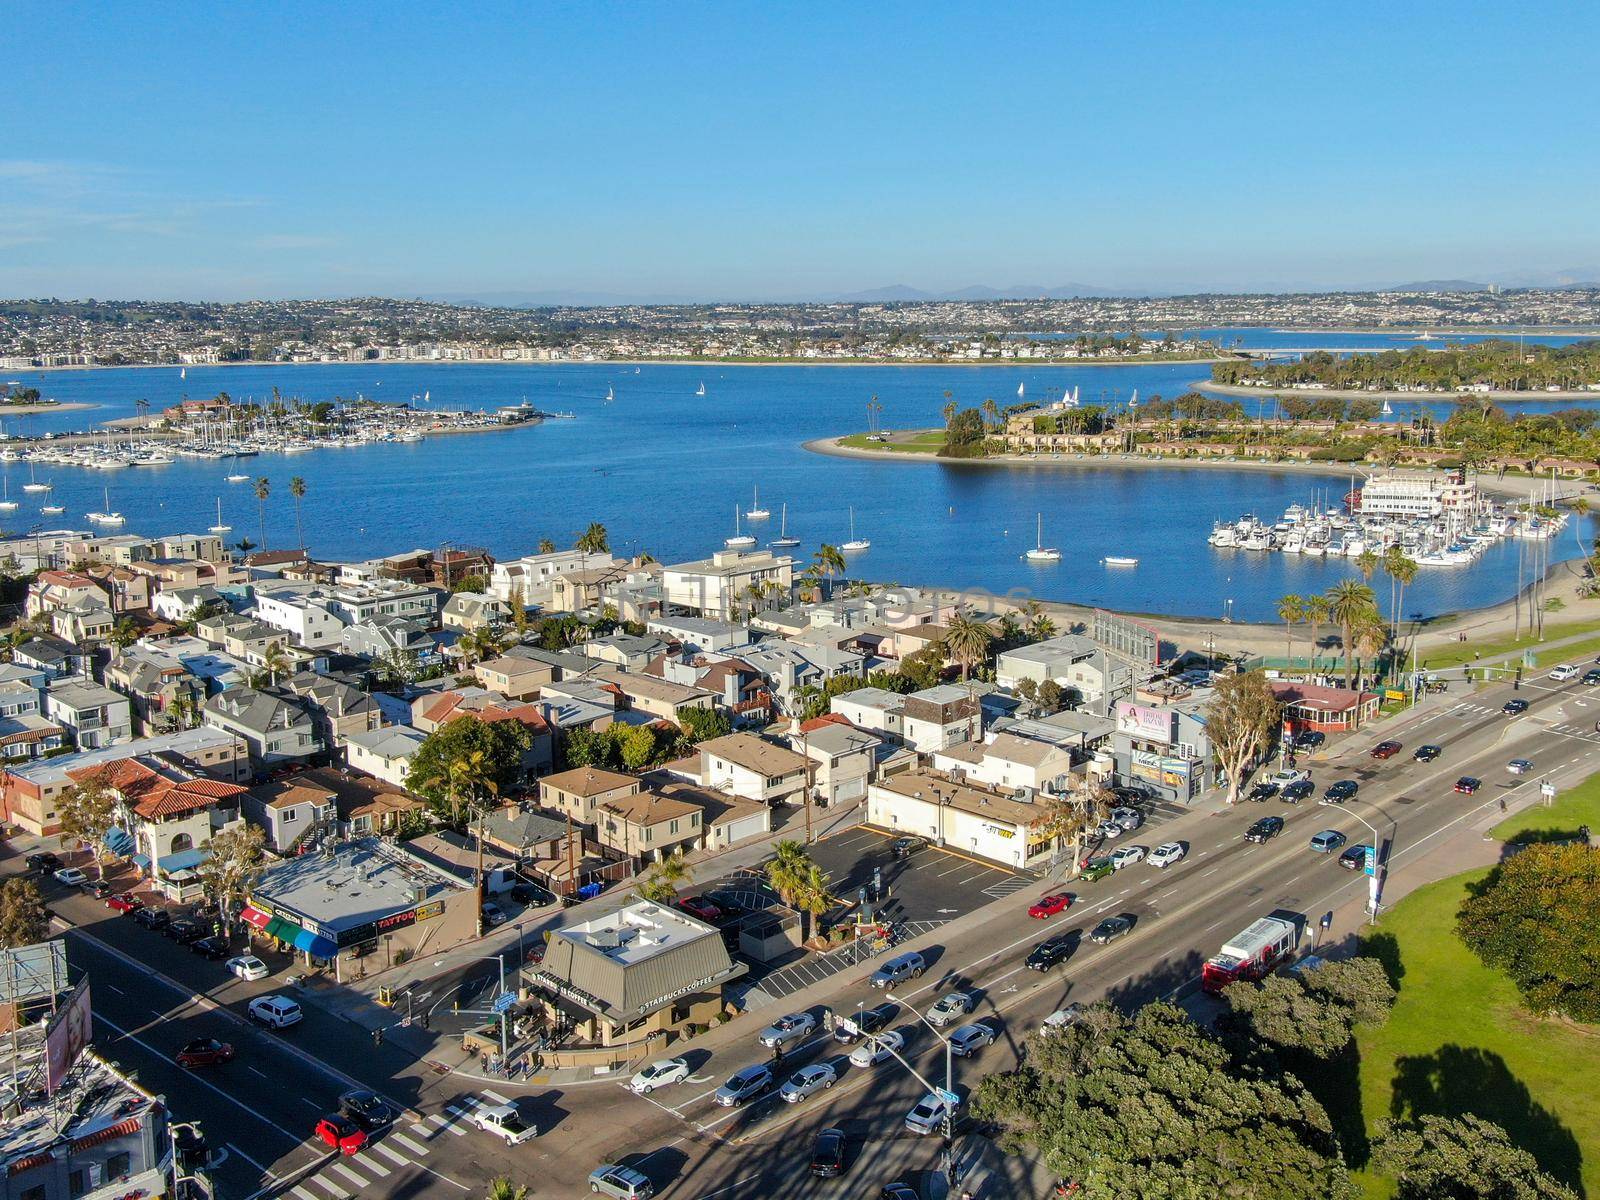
(724, 503, 756, 549)
(209, 497, 232, 534)
(22, 463, 50, 493)
(1380, 399, 1393, 416)
(180, 366, 187, 380)
(696, 382, 707, 397)
(1017, 381, 1025, 399)
(605, 386, 615, 403)
(87, 487, 124, 525)
(40, 503, 64, 515)
(841, 507, 870, 552)
(746, 486, 770, 520)
(770, 502, 800, 548)
(1024, 513, 1061, 562)
(0, 477, 16, 513)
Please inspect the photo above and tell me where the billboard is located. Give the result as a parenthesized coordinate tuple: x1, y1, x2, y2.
(1131, 749, 1193, 790)
(1115, 701, 1174, 745)
(0, 940, 68, 1004)
(45, 978, 92, 1093)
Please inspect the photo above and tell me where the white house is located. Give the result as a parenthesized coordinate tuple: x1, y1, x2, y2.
(830, 687, 907, 742)
(662, 549, 795, 621)
(930, 732, 1073, 794)
(866, 770, 1055, 870)
(45, 680, 134, 750)
(696, 732, 810, 807)
(790, 720, 880, 806)
(344, 725, 427, 789)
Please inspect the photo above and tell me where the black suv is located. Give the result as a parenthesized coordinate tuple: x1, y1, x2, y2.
(1245, 816, 1285, 843)
(1321, 780, 1359, 805)
(1280, 780, 1314, 804)
(166, 918, 206, 945)
(26, 852, 63, 872)
(835, 1001, 898, 1044)
(810, 1126, 847, 1178)
(133, 907, 171, 932)
(1026, 934, 1077, 972)
(1248, 781, 1279, 803)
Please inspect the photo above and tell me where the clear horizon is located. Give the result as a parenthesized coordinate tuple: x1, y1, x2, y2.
(5, 0, 1597, 302)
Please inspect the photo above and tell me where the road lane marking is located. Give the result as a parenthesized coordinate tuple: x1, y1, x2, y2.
(480, 1089, 511, 1104)
(247, 1066, 269, 1079)
(303, 1175, 348, 1199)
(225, 1142, 271, 1174)
(327, 1162, 373, 1187)
(389, 1132, 430, 1157)
(694, 1175, 763, 1199)
(291, 1187, 320, 1200)
(371, 1142, 413, 1168)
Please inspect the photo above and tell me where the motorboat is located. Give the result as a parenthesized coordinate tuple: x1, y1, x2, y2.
(227, 474, 250, 483)
(769, 502, 800, 549)
(841, 507, 870, 552)
(1102, 556, 1139, 567)
(745, 486, 770, 521)
(724, 504, 756, 549)
(1024, 513, 1061, 562)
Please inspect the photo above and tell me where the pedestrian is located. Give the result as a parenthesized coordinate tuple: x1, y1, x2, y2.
(1499, 797, 1508, 813)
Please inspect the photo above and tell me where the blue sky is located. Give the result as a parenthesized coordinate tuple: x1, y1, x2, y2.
(4, 1, 1597, 301)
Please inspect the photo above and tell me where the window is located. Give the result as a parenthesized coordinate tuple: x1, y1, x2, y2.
(668, 820, 678, 835)
(21, 1184, 46, 1200)
(106, 1151, 132, 1180)
(282, 809, 298, 823)
(170, 832, 193, 854)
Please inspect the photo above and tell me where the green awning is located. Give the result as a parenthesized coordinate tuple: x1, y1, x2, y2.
(264, 916, 304, 943)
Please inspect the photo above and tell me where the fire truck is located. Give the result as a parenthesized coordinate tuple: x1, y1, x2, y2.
(1200, 916, 1298, 994)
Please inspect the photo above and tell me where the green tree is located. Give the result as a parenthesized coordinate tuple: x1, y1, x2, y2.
(1036, 678, 1064, 713)
(406, 716, 532, 825)
(253, 476, 271, 548)
(1326, 579, 1378, 688)
(56, 779, 119, 880)
(251, 641, 290, 689)
(1220, 958, 1395, 1059)
(484, 1178, 529, 1200)
(1456, 842, 1600, 1021)
(943, 612, 994, 681)
(678, 705, 732, 745)
(899, 641, 946, 690)
(1304, 594, 1330, 670)
(507, 584, 529, 635)
(195, 822, 267, 935)
(1385, 548, 1419, 638)
(537, 538, 556, 554)
(288, 476, 307, 551)
(1277, 593, 1305, 661)
(975, 1001, 1355, 1199)
(1373, 1114, 1578, 1200)
(109, 616, 140, 649)
(1208, 670, 1282, 804)
(618, 724, 658, 771)
(575, 523, 610, 554)
(812, 544, 847, 597)
(636, 851, 690, 904)
(0, 877, 48, 949)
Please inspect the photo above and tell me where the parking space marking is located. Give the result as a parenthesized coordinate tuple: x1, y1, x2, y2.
(291, 1187, 321, 1200)
(328, 1161, 374, 1187)
(304, 1176, 349, 1200)
(370, 1143, 413, 1168)
(390, 1132, 430, 1157)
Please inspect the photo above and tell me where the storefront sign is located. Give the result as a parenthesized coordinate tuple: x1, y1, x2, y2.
(1131, 749, 1192, 790)
(1115, 701, 1175, 745)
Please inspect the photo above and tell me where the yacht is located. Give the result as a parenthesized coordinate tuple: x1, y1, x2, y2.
(1281, 530, 1305, 554)
(21, 464, 49, 493)
(724, 504, 756, 549)
(745, 486, 770, 521)
(769, 503, 800, 549)
(1024, 513, 1061, 562)
(208, 497, 232, 535)
(87, 488, 124, 525)
(1208, 521, 1238, 548)
(840, 507, 870, 552)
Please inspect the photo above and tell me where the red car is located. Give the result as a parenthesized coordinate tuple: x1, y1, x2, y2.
(676, 896, 723, 923)
(1028, 893, 1073, 919)
(176, 1038, 235, 1068)
(314, 1116, 368, 1156)
(1370, 741, 1402, 760)
(105, 893, 144, 913)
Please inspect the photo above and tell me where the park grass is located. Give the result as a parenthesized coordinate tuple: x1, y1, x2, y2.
(837, 430, 947, 453)
(1418, 616, 1600, 672)
(1490, 769, 1600, 843)
(1348, 872, 1600, 1198)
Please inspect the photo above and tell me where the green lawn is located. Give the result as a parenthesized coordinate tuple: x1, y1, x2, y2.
(1418, 616, 1600, 672)
(1348, 873, 1600, 1198)
(837, 430, 947, 453)
(1490, 770, 1600, 843)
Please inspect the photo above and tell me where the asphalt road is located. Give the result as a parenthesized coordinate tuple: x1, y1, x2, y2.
(19, 671, 1600, 1200)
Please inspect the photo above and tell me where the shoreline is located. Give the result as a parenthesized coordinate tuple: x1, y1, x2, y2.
(0, 401, 94, 414)
(1199, 380, 1600, 403)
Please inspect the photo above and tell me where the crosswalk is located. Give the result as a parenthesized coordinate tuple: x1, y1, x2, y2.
(285, 1091, 513, 1200)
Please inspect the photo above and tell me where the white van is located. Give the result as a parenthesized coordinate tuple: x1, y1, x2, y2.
(247, 995, 303, 1029)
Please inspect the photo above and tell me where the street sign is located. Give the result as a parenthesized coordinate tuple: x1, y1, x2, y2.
(935, 1087, 960, 1107)
(1363, 845, 1376, 878)
(1541, 780, 1557, 800)
(491, 992, 518, 1014)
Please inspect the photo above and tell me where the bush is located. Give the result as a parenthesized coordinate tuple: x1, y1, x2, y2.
(1308, 441, 1374, 462)
(392, 947, 411, 965)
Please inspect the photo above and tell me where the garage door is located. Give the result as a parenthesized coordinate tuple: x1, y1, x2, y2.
(834, 776, 866, 803)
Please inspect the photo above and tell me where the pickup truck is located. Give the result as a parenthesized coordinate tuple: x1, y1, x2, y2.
(470, 1103, 537, 1145)
(1263, 768, 1309, 789)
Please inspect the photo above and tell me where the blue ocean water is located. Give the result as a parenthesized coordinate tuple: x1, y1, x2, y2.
(2, 352, 1593, 623)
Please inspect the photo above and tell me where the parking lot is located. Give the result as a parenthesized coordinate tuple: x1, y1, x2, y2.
(806, 825, 1033, 921)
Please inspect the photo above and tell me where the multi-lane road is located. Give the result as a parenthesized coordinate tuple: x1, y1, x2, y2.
(30, 669, 1600, 1200)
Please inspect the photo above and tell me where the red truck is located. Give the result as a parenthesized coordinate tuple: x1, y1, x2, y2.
(1200, 916, 1297, 994)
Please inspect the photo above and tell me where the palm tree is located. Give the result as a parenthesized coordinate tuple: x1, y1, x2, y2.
(419, 744, 498, 827)
(288, 476, 307, 551)
(943, 612, 994, 681)
(1303, 595, 1329, 671)
(109, 616, 140, 650)
(1326, 579, 1378, 688)
(813, 544, 847, 597)
(538, 538, 556, 554)
(1276, 593, 1305, 663)
(981, 397, 1001, 432)
(1353, 616, 1389, 691)
(637, 850, 691, 903)
(253, 476, 270, 548)
(255, 641, 289, 688)
(1354, 548, 1380, 585)
(486, 1178, 528, 1200)
(575, 523, 609, 554)
(765, 840, 814, 905)
(1383, 546, 1419, 638)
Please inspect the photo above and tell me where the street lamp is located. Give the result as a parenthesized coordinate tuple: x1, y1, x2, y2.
(169, 1120, 213, 1200)
(1342, 807, 1389, 924)
(436, 952, 512, 1065)
(888, 991, 956, 1138)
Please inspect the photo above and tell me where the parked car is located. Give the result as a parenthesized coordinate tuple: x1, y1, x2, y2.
(1294, 730, 1326, 750)
(1280, 779, 1315, 804)
(1339, 844, 1375, 872)
(1370, 741, 1402, 759)
(1028, 892, 1072, 919)
(26, 852, 62, 872)
(1077, 856, 1115, 882)
(589, 1165, 654, 1200)
(52, 867, 87, 886)
(1454, 776, 1482, 794)
(1321, 780, 1359, 805)
(758, 1011, 817, 1049)
(880, 1184, 921, 1200)
(713, 1064, 773, 1106)
(1248, 781, 1280, 802)
(868, 952, 924, 989)
(849, 1030, 907, 1069)
(904, 1093, 963, 1137)
(1503, 699, 1530, 715)
(1089, 915, 1134, 944)
(246, 995, 302, 1029)
(779, 1063, 837, 1102)
(470, 1102, 537, 1145)
(949, 1021, 996, 1057)
(1507, 758, 1533, 775)
(629, 1057, 689, 1094)
(1110, 845, 1146, 869)
(809, 1126, 848, 1178)
(80, 878, 113, 898)
(1095, 819, 1125, 840)
(700, 890, 750, 917)
(313, 1116, 367, 1156)
(1026, 934, 1077, 971)
(191, 936, 230, 960)
(1549, 663, 1579, 682)
(1245, 816, 1285, 843)
(228, 956, 269, 982)
(176, 1038, 235, 1068)
(1309, 830, 1348, 854)
(480, 902, 507, 928)
(835, 1002, 897, 1044)
(1110, 806, 1143, 831)
(166, 919, 205, 945)
(928, 992, 974, 1027)
(509, 882, 550, 906)
(338, 1091, 395, 1131)
(1413, 744, 1442, 762)
(675, 896, 723, 923)
(891, 836, 926, 860)
(1147, 841, 1186, 868)
(132, 907, 170, 931)
(1265, 768, 1310, 789)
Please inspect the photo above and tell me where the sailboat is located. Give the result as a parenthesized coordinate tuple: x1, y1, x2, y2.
(1017, 382, 1025, 398)
(605, 386, 615, 403)
(696, 382, 707, 397)
(87, 486, 124, 525)
(40, 502, 64, 515)
(746, 486, 770, 520)
(770, 502, 800, 548)
(1062, 386, 1080, 408)
(226, 472, 249, 483)
(841, 507, 870, 552)
(724, 503, 756, 549)
(1024, 513, 1061, 562)
(0, 478, 16, 513)
(22, 463, 50, 493)
(209, 497, 232, 534)
(1380, 399, 1393, 416)
(180, 367, 187, 380)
